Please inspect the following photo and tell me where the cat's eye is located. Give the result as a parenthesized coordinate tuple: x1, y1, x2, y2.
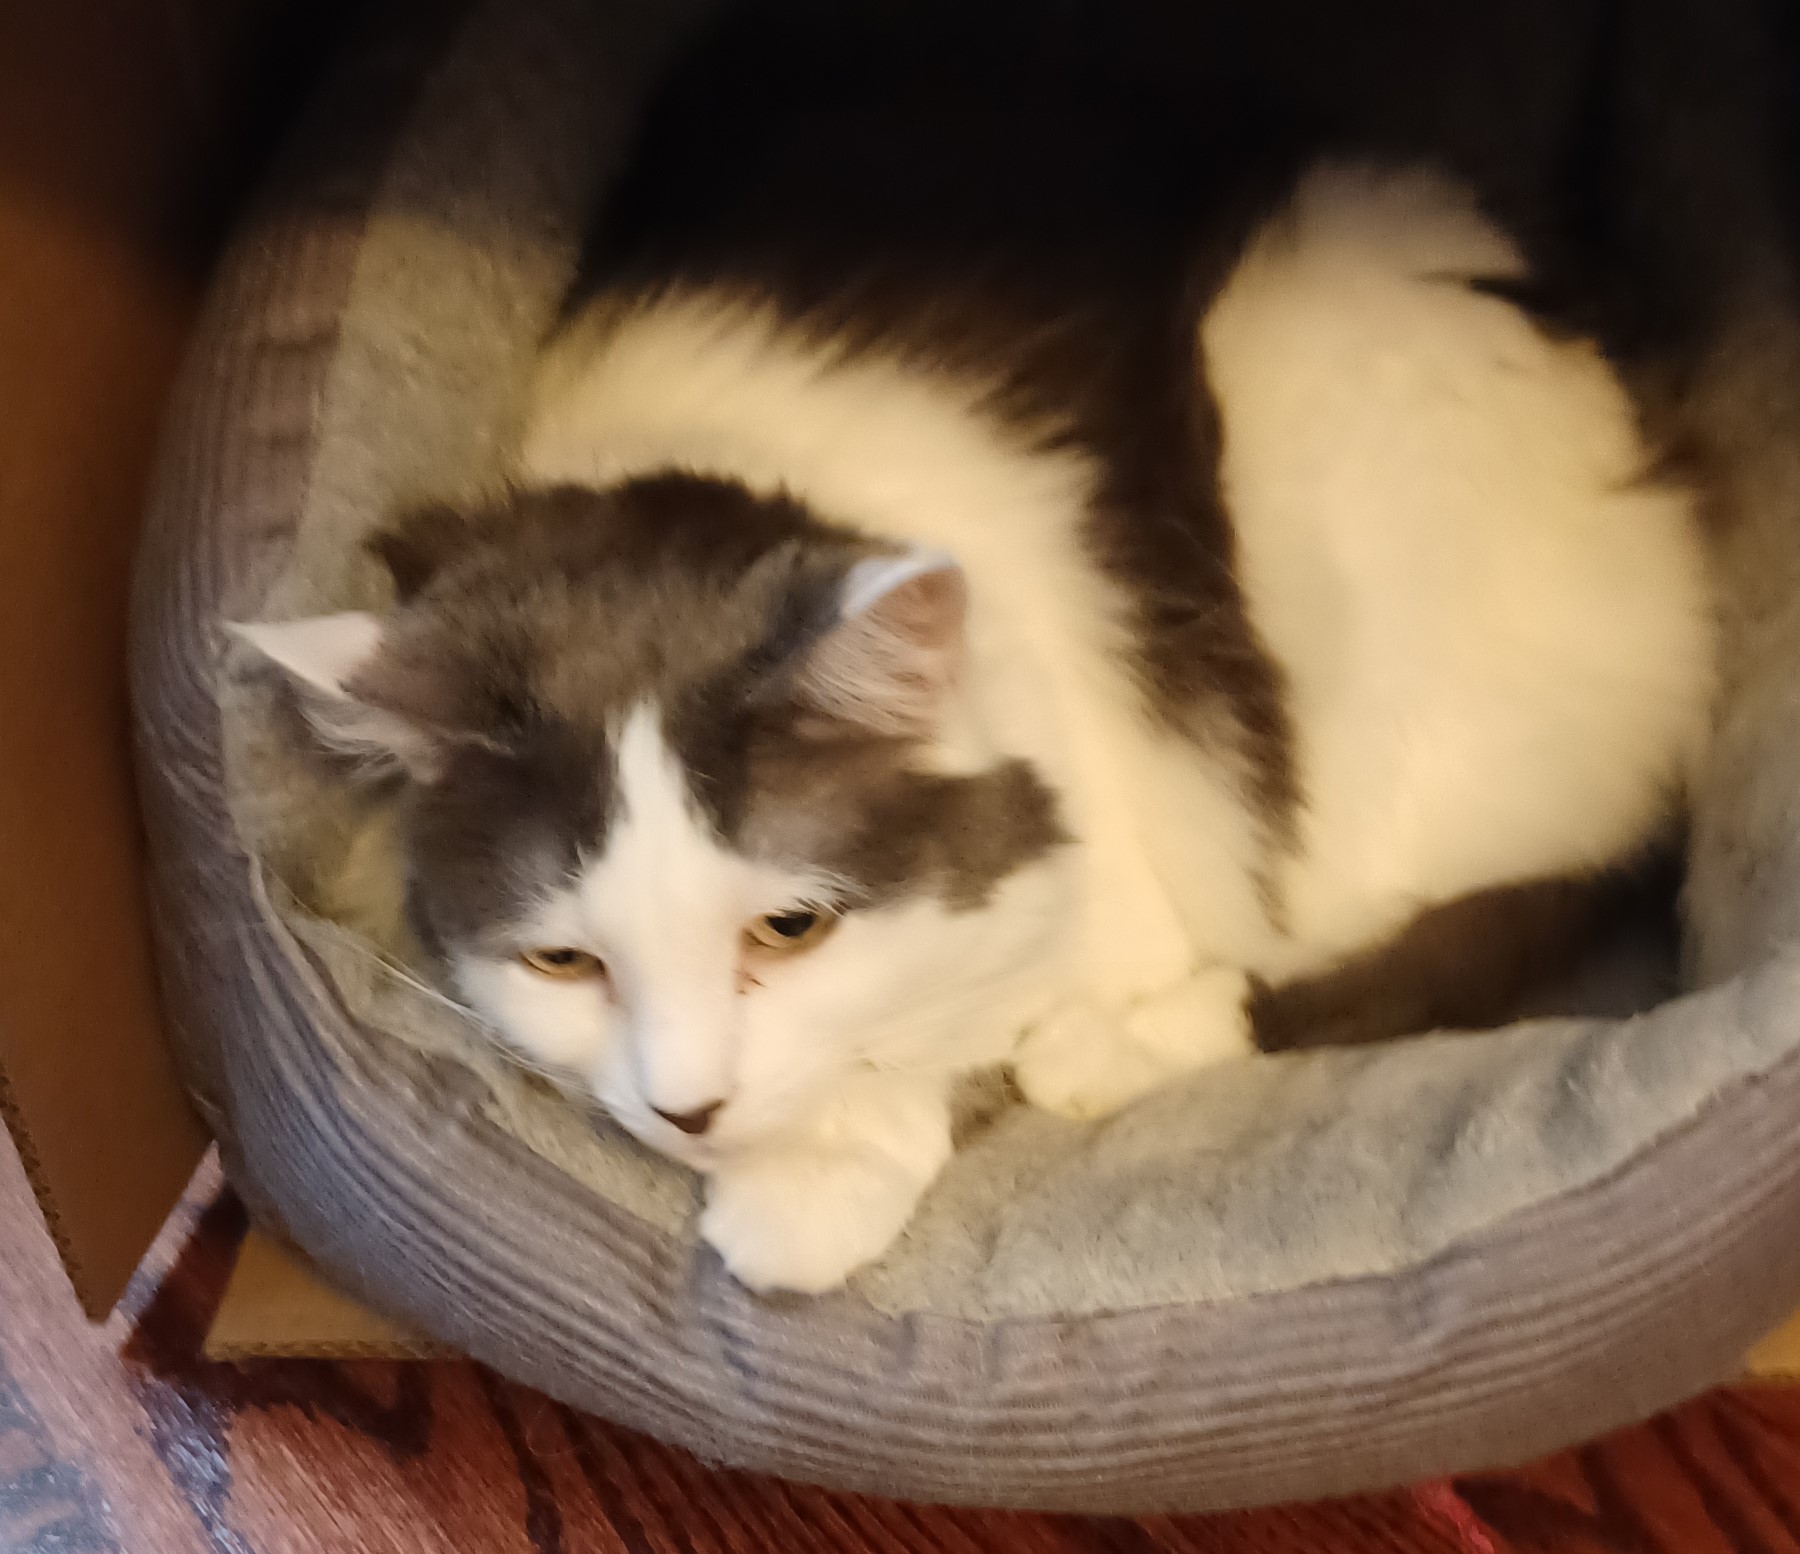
(520, 947, 605, 980)
(745, 908, 838, 953)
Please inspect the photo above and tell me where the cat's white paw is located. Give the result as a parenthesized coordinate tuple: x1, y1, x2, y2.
(700, 1146, 929, 1295)
(1012, 1001, 1141, 1120)
(1013, 967, 1253, 1121)
(1124, 965, 1255, 1068)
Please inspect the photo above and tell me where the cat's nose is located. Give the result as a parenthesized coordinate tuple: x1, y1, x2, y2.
(654, 1100, 723, 1136)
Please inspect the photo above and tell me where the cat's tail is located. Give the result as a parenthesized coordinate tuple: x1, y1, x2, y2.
(1248, 852, 1681, 1051)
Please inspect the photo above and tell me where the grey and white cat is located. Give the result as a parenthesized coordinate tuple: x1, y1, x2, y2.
(235, 0, 1767, 1292)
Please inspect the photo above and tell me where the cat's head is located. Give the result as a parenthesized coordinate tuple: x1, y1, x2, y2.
(234, 478, 1067, 1165)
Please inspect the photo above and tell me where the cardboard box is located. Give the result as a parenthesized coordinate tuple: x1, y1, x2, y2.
(0, 0, 1796, 1379)
(0, 0, 427, 1358)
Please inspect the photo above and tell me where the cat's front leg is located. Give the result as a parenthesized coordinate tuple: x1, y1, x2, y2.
(1012, 966, 1254, 1121)
(699, 1073, 951, 1295)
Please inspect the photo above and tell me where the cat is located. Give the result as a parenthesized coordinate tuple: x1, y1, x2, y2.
(231, 0, 1789, 1294)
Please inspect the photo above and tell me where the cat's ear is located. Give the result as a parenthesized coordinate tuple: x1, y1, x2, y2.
(227, 614, 443, 777)
(367, 502, 486, 603)
(228, 613, 383, 698)
(797, 549, 966, 736)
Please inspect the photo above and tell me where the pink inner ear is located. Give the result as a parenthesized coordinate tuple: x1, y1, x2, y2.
(798, 556, 967, 735)
(229, 614, 459, 780)
(227, 613, 385, 698)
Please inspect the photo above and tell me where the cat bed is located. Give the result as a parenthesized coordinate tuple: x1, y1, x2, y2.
(131, 0, 1800, 1514)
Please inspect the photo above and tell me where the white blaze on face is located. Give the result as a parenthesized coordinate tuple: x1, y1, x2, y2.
(452, 700, 842, 1153)
(580, 702, 749, 1119)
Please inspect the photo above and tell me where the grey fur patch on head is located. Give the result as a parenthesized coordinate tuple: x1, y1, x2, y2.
(350, 478, 1066, 955)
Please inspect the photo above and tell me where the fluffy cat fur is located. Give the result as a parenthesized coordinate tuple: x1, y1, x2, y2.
(231, 0, 1780, 1293)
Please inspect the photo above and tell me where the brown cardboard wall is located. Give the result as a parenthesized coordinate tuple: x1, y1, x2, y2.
(0, 0, 344, 1318)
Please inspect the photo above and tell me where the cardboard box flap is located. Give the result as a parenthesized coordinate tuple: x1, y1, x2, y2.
(205, 1229, 441, 1360)
(1747, 1313, 1800, 1381)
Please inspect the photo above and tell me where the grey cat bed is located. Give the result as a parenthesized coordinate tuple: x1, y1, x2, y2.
(131, 0, 1800, 1514)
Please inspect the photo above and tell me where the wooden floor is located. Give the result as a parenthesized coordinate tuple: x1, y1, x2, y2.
(6, 1142, 1800, 1553)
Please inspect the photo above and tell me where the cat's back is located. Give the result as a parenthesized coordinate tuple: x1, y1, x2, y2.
(1194, 164, 1715, 964)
